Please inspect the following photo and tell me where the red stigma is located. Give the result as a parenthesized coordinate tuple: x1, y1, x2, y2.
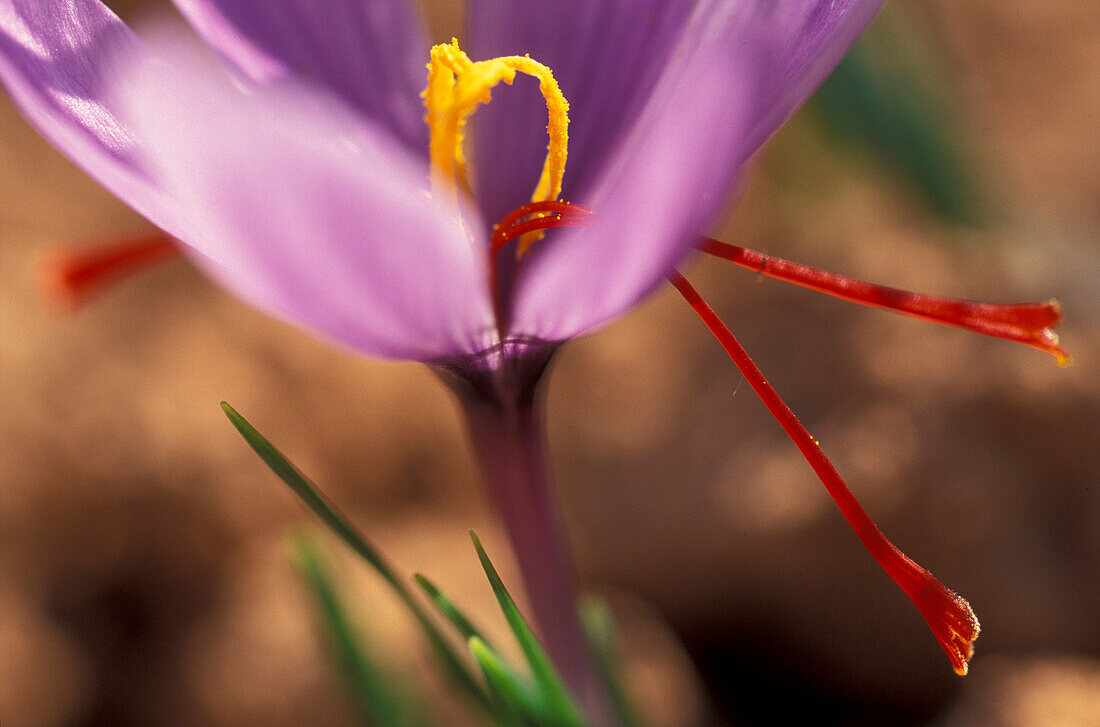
(40, 232, 180, 308)
(699, 237, 1069, 364)
(489, 201, 594, 328)
(669, 270, 981, 675)
(490, 200, 594, 255)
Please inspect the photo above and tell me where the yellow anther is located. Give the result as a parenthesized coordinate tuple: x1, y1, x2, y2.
(423, 38, 569, 254)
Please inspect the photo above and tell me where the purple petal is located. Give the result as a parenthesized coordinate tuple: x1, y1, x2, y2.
(508, 0, 883, 342)
(739, 0, 886, 155)
(172, 0, 429, 151)
(115, 44, 495, 361)
(0, 0, 186, 238)
(466, 0, 697, 223)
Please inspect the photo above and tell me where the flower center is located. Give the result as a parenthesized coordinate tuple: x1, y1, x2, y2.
(422, 38, 570, 255)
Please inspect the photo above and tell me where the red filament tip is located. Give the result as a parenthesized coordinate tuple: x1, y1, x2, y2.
(488, 201, 594, 329)
(40, 232, 180, 308)
(669, 270, 980, 675)
(490, 200, 594, 255)
(699, 237, 1069, 364)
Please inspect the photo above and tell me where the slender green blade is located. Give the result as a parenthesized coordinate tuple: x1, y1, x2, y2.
(415, 573, 492, 648)
(220, 402, 489, 712)
(468, 636, 540, 727)
(579, 598, 643, 727)
(292, 533, 421, 727)
(813, 44, 981, 225)
(221, 402, 393, 583)
(470, 531, 584, 727)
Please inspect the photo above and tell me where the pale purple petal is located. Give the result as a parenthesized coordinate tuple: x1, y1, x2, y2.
(466, 0, 696, 223)
(508, 0, 883, 342)
(115, 46, 495, 361)
(507, 11, 755, 341)
(172, 0, 429, 151)
(0, 0, 187, 239)
(739, 0, 886, 155)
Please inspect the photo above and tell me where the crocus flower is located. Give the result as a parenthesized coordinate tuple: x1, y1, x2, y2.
(2, 0, 1067, 718)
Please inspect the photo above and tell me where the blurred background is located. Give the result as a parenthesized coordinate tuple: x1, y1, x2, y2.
(1, 1, 1097, 725)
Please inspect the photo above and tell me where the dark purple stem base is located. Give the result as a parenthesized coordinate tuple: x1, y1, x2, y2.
(435, 339, 608, 724)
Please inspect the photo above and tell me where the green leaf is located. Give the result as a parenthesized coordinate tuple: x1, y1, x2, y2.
(470, 531, 584, 727)
(221, 402, 490, 713)
(221, 402, 391, 582)
(813, 44, 982, 225)
(415, 573, 492, 648)
(291, 533, 422, 727)
(468, 636, 540, 727)
(580, 598, 644, 727)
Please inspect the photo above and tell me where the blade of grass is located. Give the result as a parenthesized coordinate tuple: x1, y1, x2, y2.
(469, 636, 541, 727)
(470, 531, 584, 727)
(813, 43, 981, 225)
(221, 402, 489, 713)
(580, 598, 643, 727)
(414, 573, 493, 649)
(292, 533, 422, 727)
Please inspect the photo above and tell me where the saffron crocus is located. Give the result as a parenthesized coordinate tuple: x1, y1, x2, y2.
(1, 0, 1067, 718)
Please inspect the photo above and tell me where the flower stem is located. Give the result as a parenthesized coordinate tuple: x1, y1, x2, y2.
(438, 342, 609, 723)
(464, 397, 602, 715)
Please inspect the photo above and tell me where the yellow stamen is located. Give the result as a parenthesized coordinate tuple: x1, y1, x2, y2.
(422, 38, 569, 254)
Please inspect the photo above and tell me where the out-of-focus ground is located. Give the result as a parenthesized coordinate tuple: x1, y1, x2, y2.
(1, 2, 1097, 726)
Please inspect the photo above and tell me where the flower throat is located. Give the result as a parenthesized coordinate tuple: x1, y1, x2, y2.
(422, 38, 591, 256)
(423, 39, 594, 332)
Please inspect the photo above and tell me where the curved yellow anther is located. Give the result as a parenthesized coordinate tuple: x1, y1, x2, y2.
(423, 38, 569, 253)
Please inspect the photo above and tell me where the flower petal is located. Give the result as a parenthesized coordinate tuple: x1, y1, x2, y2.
(115, 44, 496, 361)
(738, 0, 886, 154)
(171, 0, 429, 151)
(506, 13, 752, 341)
(0, 0, 186, 238)
(508, 0, 883, 342)
(466, 0, 697, 222)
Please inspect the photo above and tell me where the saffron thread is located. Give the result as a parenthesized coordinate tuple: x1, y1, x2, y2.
(699, 237, 1069, 364)
(41, 232, 179, 308)
(488, 201, 594, 330)
(669, 270, 980, 675)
